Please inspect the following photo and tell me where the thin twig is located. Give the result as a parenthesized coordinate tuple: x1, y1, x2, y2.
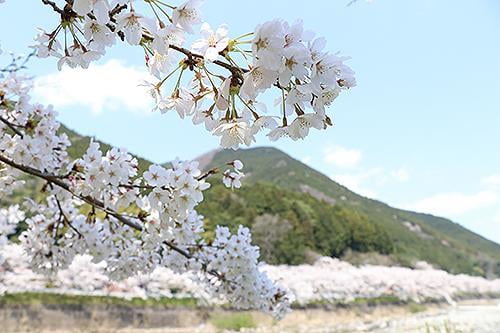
(197, 167, 219, 181)
(54, 195, 84, 238)
(169, 44, 249, 76)
(0, 116, 24, 138)
(41, 0, 64, 14)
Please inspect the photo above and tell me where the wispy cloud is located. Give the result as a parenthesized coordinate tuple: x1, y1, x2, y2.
(481, 174, 500, 187)
(391, 168, 410, 183)
(332, 171, 379, 198)
(34, 60, 153, 114)
(324, 145, 410, 198)
(301, 156, 312, 165)
(324, 145, 362, 168)
(404, 191, 499, 217)
(331, 167, 410, 199)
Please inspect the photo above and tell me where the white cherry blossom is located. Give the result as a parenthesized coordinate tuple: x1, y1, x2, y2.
(172, 0, 204, 34)
(213, 120, 254, 150)
(116, 10, 143, 45)
(191, 23, 229, 62)
(74, 0, 111, 25)
(0, 0, 359, 317)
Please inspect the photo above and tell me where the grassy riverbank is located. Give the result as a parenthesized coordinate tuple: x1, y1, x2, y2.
(3, 292, 500, 332)
(0, 292, 199, 308)
(0, 291, 429, 310)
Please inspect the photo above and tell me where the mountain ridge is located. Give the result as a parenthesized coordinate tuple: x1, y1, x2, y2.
(197, 146, 500, 276)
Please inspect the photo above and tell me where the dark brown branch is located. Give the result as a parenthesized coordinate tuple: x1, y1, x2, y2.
(0, 153, 143, 230)
(54, 195, 84, 238)
(109, 3, 128, 19)
(169, 44, 249, 75)
(163, 240, 230, 283)
(164, 240, 193, 259)
(0, 153, 234, 284)
(0, 116, 24, 138)
(41, 0, 247, 77)
(41, 0, 64, 14)
(197, 167, 219, 181)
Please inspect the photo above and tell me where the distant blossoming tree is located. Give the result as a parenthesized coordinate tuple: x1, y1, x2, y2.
(0, 0, 355, 317)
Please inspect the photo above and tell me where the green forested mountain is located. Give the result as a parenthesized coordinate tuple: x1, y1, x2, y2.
(4, 126, 500, 277)
(198, 147, 500, 277)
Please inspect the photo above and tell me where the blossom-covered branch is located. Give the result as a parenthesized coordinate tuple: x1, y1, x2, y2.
(0, 71, 289, 317)
(0, 0, 357, 318)
(35, 0, 356, 149)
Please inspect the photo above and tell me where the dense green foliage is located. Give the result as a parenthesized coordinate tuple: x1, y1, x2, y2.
(3, 126, 500, 277)
(206, 147, 500, 276)
(198, 182, 394, 265)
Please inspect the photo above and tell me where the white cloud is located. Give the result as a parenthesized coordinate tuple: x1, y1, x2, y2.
(301, 156, 312, 165)
(391, 168, 410, 182)
(34, 60, 153, 114)
(495, 211, 500, 224)
(481, 174, 500, 187)
(330, 166, 410, 198)
(405, 191, 499, 217)
(324, 146, 362, 168)
(331, 168, 385, 198)
(332, 172, 378, 198)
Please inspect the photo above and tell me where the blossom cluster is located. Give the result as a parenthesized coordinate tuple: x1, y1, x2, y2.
(34, 0, 355, 148)
(0, 205, 24, 264)
(0, 0, 356, 317)
(0, 72, 290, 317)
(263, 257, 500, 306)
(222, 159, 244, 189)
(0, 73, 70, 193)
(200, 226, 289, 313)
(4, 245, 500, 309)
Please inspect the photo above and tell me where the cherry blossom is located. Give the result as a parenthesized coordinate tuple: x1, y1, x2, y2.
(74, 0, 111, 25)
(0, 205, 24, 264)
(4, 245, 500, 311)
(116, 10, 144, 45)
(30, 0, 354, 148)
(0, 0, 359, 318)
(172, 0, 204, 33)
(0, 70, 289, 317)
(191, 23, 229, 62)
(222, 161, 245, 189)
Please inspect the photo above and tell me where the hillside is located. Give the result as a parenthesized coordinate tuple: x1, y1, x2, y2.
(199, 147, 500, 276)
(4, 127, 500, 277)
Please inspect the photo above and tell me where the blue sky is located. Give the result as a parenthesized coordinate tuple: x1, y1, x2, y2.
(1, 0, 500, 242)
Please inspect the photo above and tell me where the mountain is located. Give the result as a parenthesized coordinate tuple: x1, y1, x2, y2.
(197, 147, 500, 277)
(5, 126, 500, 277)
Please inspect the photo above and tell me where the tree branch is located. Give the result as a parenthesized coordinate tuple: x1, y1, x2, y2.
(197, 167, 219, 181)
(109, 3, 128, 19)
(0, 116, 24, 138)
(169, 44, 249, 75)
(0, 153, 143, 230)
(40, 0, 247, 77)
(3, 145, 251, 300)
(41, 0, 64, 15)
(0, 152, 235, 284)
(54, 194, 84, 238)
